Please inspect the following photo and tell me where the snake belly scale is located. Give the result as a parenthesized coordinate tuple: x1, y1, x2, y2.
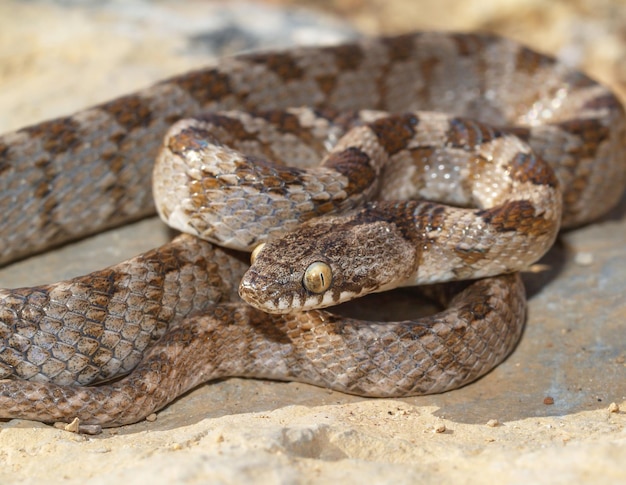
(0, 32, 624, 428)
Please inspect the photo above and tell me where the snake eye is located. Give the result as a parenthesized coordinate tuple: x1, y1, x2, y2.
(250, 243, 266, 265)
(302, 261, 332, 294)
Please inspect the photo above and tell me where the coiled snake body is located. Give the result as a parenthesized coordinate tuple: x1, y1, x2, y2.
(0, 33, 624, 428)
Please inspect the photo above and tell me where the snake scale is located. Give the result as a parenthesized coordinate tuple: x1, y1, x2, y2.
(0, 32, 624, 429)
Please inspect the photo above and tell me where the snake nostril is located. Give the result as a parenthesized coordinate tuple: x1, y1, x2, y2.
(239, 268, 271, 303)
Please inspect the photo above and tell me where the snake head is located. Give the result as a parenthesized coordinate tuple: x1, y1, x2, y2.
(238, 205, 418, 314)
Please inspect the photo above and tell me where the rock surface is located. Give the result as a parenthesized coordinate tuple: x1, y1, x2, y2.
(0, 1, 625, 484)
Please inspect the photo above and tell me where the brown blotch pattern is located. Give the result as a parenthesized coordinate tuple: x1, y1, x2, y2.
(563, 174, 592, 210)
(479, 200, 553, 236)
(457, 298, 491, 322)
(368, 114, 419, 155)
(453, 247, 490, 266)
(226, 156, 304, 195)
(34, 180, 52, 199)
(0, 142, 8, 173)
(314, 200, 341, 216)
(412, 201, 448, 235)
(265, 110, 332, 156)
(515, 46, 553, 76)
(168, 68, 234, 106)
(382, 35, 417, 62)
(168, 127, 219, 156)
(501, 126, 531, 141)
(103, 95, 153, 132)
(247, 52, 304, 82)
(314, 74, 338, 97)
(446, 117, 502, 148)
(346, 201, 448, 251)
(326, 147, 376, 197)
(259, 110, 304, 135)
(556, 118, 611, 158)
(331, 44, 365, 71)
(415, 57, 440, 101)
(451, 33, 492, 57)
(22, 118, 82, 156)
(203, 114, 259, 142)
(506, 152, 559, 187)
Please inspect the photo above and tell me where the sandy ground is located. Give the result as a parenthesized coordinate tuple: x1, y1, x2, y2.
(0, 0, 625, 483)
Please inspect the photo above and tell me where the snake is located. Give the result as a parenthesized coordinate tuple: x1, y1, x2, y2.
(0, 32, 624, 430)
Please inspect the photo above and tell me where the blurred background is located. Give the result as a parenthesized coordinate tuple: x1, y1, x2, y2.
(1, 0, 624, 132)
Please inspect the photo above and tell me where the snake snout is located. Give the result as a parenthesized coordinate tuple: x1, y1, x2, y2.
(239, 267, 291, 314)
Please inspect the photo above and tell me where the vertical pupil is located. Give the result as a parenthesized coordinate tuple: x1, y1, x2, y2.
(303, 262, 332, 294)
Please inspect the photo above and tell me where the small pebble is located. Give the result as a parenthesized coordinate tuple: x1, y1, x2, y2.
(544, 396, 555, 405)
(54, 418, 102, 435)
(79, 425, 103, 435)
(486, 419, 500, 427)
(146, 413, 158, 422)
(574, 252, 593, 266)
(608, 402, 620, 413)
(53, 418, 81, 433)
(434, 423, 447, 433)
(64, 417, 81, 433)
